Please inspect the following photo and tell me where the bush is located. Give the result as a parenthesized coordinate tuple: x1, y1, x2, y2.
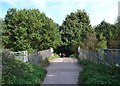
(69, 54, 78, 58)
(96, 40, 107, 51)
(79, 59, 120, 86)
(40, 58, 49, 67)
(2, 50, 15, 60)
(48, 54, 60, 61)
(2, 52, 47, 85)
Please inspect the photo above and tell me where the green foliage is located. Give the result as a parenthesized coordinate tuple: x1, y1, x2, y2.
(2, 53, 46, 85)
(95, 20, 117, 49)
(79, 59, 120, 86)
(114, 19, 120, 48)
(0, 19, 4, 51)
(60, 10, 93, 55)
(83, 32, 97, 50)
(48, 54, 60, 61)
(2, 8, 61, 52)
(96, 40, 107, 51)
(69, 54, 78, 58)
(55, 44, 72, 56)
(40, 58, 50, 67)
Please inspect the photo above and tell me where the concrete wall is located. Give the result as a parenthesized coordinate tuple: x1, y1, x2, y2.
(28, 48, 53, 65)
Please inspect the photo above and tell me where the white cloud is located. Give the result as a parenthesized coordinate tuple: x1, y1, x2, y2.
(30, 0, 46, 10)
(0, 0, 119, 25)
(0, 0, 17, 6)
(0, 0, 46, 9)
(89, 1, 118, 25)
(44, 0, 119, 25)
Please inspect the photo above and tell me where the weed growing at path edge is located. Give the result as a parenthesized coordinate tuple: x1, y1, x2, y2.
(2, 55, 46, 85)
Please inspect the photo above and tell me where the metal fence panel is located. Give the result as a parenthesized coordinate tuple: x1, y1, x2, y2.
(78, 47, 120, 67)
(28, 48, 54, 65)
(101, 49, 120, 66)
(11, 51, 28, 62)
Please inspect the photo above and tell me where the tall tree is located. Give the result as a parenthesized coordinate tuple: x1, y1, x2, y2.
(83, 32, 97, 50)
(60, 10, 93, 54)
(0, 19, 4, 51)
(2, 8, 61, 52)
(118, 16, 120, 48)
(114, 17, 120, 48)
(95, 20, 117, 48)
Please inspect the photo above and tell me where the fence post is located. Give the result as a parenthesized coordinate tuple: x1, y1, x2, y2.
(50, 47, 54, 56)
(23, 51, 28, 62)
(78, 46, 81, 58)
(99, 48, 103, 63)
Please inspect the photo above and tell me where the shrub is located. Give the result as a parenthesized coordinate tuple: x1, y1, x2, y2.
(2, 50, 15, 60)
(40, 58, 49, 67)
(2, 51, 46, 85)
(48, 54, 60, 61)
(69, 54, 78, 58)
(79, 59, 120, 86)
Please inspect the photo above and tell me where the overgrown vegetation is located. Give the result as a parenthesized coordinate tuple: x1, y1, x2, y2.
(69, 54, 78, 58)
(2, 8, 61, 53)
(40, 58, 50, 67)
(2, 51, 47, 85)
(1, 7, 120, 85)
(95, 20, 118, 49)
(60, 10, 94, 55)
(1, 8, 120, 55)
(0, 19, 4, 52)
(78, 59, 120, 86)
(48, 54, 60, 61)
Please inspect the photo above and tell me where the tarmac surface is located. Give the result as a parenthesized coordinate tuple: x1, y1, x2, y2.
(42, 58, 81, 85)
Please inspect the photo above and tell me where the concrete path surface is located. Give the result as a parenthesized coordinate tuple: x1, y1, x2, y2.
(42, 58, 81, 85)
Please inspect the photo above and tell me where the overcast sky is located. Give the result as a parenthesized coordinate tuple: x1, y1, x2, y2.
(0, 0, 119, 26)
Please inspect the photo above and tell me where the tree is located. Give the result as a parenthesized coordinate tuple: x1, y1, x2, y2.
(113, 17, 120, 48)
(60, 10, 93, 54)
(117, 16, 120, 48)
(0, 19, 4, 51)
(83, 32, 97, 50)
(2, 8, 61, 52)
(95, 20, 117, 48)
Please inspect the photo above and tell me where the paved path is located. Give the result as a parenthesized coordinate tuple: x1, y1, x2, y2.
(42, 58, 81, 85)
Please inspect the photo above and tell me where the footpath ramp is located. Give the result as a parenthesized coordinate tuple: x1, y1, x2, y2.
(42, 58, 81, 85)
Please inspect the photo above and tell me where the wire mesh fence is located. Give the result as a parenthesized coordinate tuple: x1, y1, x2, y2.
(78, 49, 99, 62)
(10, 51, 28, 62)
(28, 48, 54, 65)
(78, 48, 120, 67)
(9, 48, 54, 65)
(100, 49, 120, 66)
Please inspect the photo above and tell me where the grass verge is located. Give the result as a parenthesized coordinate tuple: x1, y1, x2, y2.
(2, 57, 47, 85)
(48, 54, 60, 61)
(78, 59, 120, 86)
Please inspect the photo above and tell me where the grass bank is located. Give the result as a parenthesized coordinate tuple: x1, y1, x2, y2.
(78, 59, 120, 86)
(2, 52, 47, 85)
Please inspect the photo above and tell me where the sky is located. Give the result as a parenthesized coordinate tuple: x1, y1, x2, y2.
(0, 0, 119, 26)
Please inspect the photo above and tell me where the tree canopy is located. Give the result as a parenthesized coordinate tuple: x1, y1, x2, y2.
(60, 10, 94, 54)
(2, 8, 61, 52)
(2, 8, 119, 55)
(95, 20, 117, 48)
(0, 19, 4, 51)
